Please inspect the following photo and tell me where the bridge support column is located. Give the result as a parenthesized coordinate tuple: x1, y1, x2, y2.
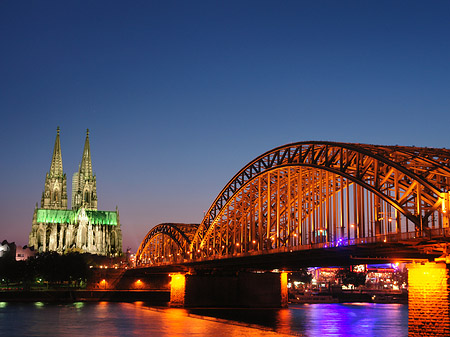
(408, 262, 450, 336)
(169, 273, 186, 307)
(169, 271, 288, 307)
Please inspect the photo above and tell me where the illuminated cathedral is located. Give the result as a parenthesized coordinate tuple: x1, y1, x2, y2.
(29, 128, 122, 256)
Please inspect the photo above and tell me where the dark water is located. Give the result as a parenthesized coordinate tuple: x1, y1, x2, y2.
(0, 301, 408, 336)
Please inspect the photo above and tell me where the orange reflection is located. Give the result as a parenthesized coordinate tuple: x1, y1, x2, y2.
(281, 272, 288, 307)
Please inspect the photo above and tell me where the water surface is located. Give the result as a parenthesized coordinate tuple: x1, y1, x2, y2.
(0, 301, 408, 336)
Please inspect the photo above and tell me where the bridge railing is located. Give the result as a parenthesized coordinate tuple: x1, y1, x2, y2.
(137, 227, 450, 267)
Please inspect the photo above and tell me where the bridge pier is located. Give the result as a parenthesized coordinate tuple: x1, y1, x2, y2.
(408, 262, 450, 336)
(170, 271, 288, 308)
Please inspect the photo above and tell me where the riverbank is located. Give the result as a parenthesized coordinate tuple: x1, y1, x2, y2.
(290, 289, 408, 304)
(0, 290, 170, 303)
(0, 289, 407, 305)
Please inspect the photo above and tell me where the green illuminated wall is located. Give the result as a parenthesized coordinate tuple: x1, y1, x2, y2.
(36, 209, 117, 226)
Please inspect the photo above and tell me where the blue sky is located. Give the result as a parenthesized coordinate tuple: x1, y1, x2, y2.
(1, 1, 449, 251)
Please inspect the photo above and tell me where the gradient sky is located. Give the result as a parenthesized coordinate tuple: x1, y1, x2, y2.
(1, 1, 449, 251)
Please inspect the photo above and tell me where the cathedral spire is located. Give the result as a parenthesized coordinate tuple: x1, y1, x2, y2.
(49, 126, 63, 177)
(79, 129, 93, 176)
(72, 129, 97, 210)
(41, 127, 67, 209)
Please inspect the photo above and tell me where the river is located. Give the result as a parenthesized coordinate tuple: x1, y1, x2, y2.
(0, 301, 408, 336)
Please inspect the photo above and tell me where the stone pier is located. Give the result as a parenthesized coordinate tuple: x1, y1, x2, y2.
(170, 271, 288, 308)
(408, 262, 450, 336)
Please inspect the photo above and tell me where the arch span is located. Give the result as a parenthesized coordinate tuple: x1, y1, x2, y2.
(190, 142, 450, 257)
(136, 223, 199, 266)
(136, 142, 450, 265)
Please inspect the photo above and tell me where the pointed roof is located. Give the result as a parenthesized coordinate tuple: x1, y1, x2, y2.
(49, 126, 63, 177)
(79, 128, 93, 176)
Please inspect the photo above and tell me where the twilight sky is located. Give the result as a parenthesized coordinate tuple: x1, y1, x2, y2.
(1, 1, 449, 251)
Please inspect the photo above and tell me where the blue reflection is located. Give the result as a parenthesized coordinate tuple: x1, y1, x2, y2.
(288, 303, 408, 337)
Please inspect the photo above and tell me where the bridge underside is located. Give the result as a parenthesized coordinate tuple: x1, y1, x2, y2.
(132, 238, 447, 276)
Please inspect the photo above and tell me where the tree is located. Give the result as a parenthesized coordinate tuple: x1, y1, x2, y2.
(336, 268, 366, 288)
(289, 268, 313, 284)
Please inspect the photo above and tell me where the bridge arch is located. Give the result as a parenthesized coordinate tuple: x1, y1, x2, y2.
(190, 142, 450, 258)
(136, 223, 198, 266)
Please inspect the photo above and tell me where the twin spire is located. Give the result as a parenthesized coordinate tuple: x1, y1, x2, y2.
(46, 127, 97, 210)
(49, 127, 92, 177)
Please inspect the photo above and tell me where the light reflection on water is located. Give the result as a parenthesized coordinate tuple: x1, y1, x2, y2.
(188, 303, 408, 337)
(0, 301, 408, 337)
(285, 303, 408, 336)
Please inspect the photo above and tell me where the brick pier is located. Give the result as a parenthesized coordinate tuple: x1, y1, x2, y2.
(408, 262, 450, 336)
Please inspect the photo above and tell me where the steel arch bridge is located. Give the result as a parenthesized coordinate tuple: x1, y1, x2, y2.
(136, 141, 450, 266)
(136, 223, 199, 265)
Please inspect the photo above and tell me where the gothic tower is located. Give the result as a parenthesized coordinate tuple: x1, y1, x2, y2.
(30, 128, 122, 256)
(72, 129, 97, 210)
(41, 127, 68, 209)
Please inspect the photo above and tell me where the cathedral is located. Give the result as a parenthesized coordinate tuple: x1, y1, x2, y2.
(29, 128, 123, 256)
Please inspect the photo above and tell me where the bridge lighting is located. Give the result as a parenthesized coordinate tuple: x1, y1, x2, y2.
(442, 192, 450, 214)
(135, 279, 143, 289)
(236, 243, 240, 246)
(252, 240, 256, 244)
(388, 218, 392, 222)
(392, 262, 400, 269)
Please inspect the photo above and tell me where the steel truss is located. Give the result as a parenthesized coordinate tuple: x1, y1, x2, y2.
(137, 142, 450, 266)
(136, 223, 198, 265)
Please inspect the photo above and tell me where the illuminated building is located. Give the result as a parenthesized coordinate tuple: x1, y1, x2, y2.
(28, 128, 122, 256)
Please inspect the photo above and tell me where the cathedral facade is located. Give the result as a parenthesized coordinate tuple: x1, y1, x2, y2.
(29, 128, 122, 256)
